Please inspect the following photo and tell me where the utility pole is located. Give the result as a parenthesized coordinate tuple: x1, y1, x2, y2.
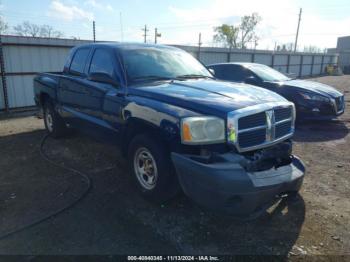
(294, 8, 302, 52)
(154, 28, 161, 44)
(142, 25, 149, 43)
(198, 32, 202, 60)
(93, 20, 96, 42)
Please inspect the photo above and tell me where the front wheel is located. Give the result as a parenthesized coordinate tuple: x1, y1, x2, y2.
(128, 134, 180, 203)
(43, 101, 68, 138)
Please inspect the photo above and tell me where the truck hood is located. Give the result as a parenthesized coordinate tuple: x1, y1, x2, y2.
(129, 79, 287, 116)
(276, 79, 342, 98)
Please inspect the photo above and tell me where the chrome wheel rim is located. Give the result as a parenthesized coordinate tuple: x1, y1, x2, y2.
(45, 108, 54, 133)
(133, 147, 158, 190)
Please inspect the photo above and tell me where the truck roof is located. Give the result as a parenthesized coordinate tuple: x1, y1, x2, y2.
(208, 62, 265, 67)
(76, 42, 179, 51)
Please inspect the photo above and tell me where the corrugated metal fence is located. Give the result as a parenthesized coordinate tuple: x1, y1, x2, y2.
(0, 35, 338, 111)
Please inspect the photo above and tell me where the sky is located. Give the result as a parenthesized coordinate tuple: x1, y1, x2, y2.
(1, 0, 350, 50)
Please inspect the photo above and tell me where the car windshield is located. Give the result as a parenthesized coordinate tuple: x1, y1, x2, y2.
(121, 48, 212, 83)
(248, 64, 291, 82)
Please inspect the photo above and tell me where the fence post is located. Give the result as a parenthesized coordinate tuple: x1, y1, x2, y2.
(271, 53, 275, 68)
(0, 34, 9, 112)
(286, 54, 291, 73)
(310, 55, 315, 76)
(320, 55, 324, 75)
(251, 52, 255, 63)
(299, 55, 303, 77)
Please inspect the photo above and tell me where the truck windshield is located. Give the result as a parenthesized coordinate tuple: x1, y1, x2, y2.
(247, 64, 291, 82)
(121, 48, 212, 83)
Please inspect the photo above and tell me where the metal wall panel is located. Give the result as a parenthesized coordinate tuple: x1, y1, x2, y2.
(4, 46, 70, 73)
(314, 55, 322, 64)
(6, 75, 36, 108)
(290, 55, 301, 65)
(274, 55, 288, 66)
(199, 52, 227, 65)
(254, 54, 272, 65)
(312, 65, 322, 75)
(230, 53, 252, 62)
(289, 65, 300, 75)
(303, 55, 312, 65)
(0, 36, 339, 110)
(273, 65, 288, 73)
(301, 65, 312, 76)
(0, 81, 4, 109)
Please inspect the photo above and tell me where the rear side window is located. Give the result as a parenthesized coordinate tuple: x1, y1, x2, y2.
(89, 49, 115, 77)
(214, 65, 252, 82)
(69, 48, 90, 75)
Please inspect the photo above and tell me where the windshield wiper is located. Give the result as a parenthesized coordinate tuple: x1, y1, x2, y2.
(176, 74, 214, 79)
(132, 75, 174, 82)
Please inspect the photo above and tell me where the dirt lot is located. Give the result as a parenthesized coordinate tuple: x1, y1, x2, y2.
(0, 75, 349, 257)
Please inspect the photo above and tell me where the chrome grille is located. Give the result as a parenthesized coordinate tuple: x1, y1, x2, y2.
(275, 107, 292, 122)
(227, 102, 295, 152)
(238, 129, 266, 148)
(275, 121, 292, 138)
(238, 112, 266, 129)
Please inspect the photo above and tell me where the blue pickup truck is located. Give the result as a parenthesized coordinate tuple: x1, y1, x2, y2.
(34, 43, 305, 217)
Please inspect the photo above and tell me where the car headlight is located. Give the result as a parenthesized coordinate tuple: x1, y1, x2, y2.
(299, 92, 330, 102)
(181, 116, 225, 144)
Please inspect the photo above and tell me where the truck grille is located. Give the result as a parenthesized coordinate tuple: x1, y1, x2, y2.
(238, 112, 266, 129)
(227, 102, 295, 152)
(335, 95, 345, 113)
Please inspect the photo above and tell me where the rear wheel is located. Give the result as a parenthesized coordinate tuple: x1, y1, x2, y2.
(128, 134, 179, 202)
(43, 101, 67, 138)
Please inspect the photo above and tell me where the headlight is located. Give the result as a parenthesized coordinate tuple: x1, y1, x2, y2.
(181, 116, 225, 144)
(299, 92, 330, 102)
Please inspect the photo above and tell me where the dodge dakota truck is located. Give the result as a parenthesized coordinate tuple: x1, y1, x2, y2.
(34, 43, 305, 217)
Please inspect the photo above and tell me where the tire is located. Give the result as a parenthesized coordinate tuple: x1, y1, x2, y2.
(128, 134, 180, 203)
(43, 100, 67, 138)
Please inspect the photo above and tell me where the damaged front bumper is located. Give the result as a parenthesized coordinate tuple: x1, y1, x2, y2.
(171, 152, 305, 217)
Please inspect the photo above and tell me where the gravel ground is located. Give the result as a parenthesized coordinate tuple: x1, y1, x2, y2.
(0, 75, 349, 257)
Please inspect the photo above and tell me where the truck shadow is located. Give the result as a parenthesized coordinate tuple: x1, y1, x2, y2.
(164, 192, 305, 255)
(294, 119, 349, 142)
(0, 130, 305, 255)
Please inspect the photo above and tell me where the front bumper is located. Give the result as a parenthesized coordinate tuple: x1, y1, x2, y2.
(297, 95, 345, 120)
(171, 152, 305, 217)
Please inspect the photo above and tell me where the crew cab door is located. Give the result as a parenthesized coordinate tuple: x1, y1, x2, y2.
(58, 47, 92, 126)
(83, 47, 125, 143)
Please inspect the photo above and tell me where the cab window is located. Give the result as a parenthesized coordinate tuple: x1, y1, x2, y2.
(214, 65, 253, 82)
(89, 49, 115, 78)
(69, 48, 90, 75)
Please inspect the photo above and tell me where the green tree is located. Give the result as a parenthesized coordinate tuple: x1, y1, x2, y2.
(239, 13, 261, 49)
(214, 13, 262, 49)
(213, 24, 239, 49)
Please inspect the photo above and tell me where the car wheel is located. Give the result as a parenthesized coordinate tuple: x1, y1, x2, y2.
(128, 134, 180, 202)
(43, 101, 67, 138)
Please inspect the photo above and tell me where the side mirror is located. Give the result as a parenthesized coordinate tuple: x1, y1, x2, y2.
(244, 76, 260, 85)
(88, 72, 118, 86)
(208, 68, 215, 76)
